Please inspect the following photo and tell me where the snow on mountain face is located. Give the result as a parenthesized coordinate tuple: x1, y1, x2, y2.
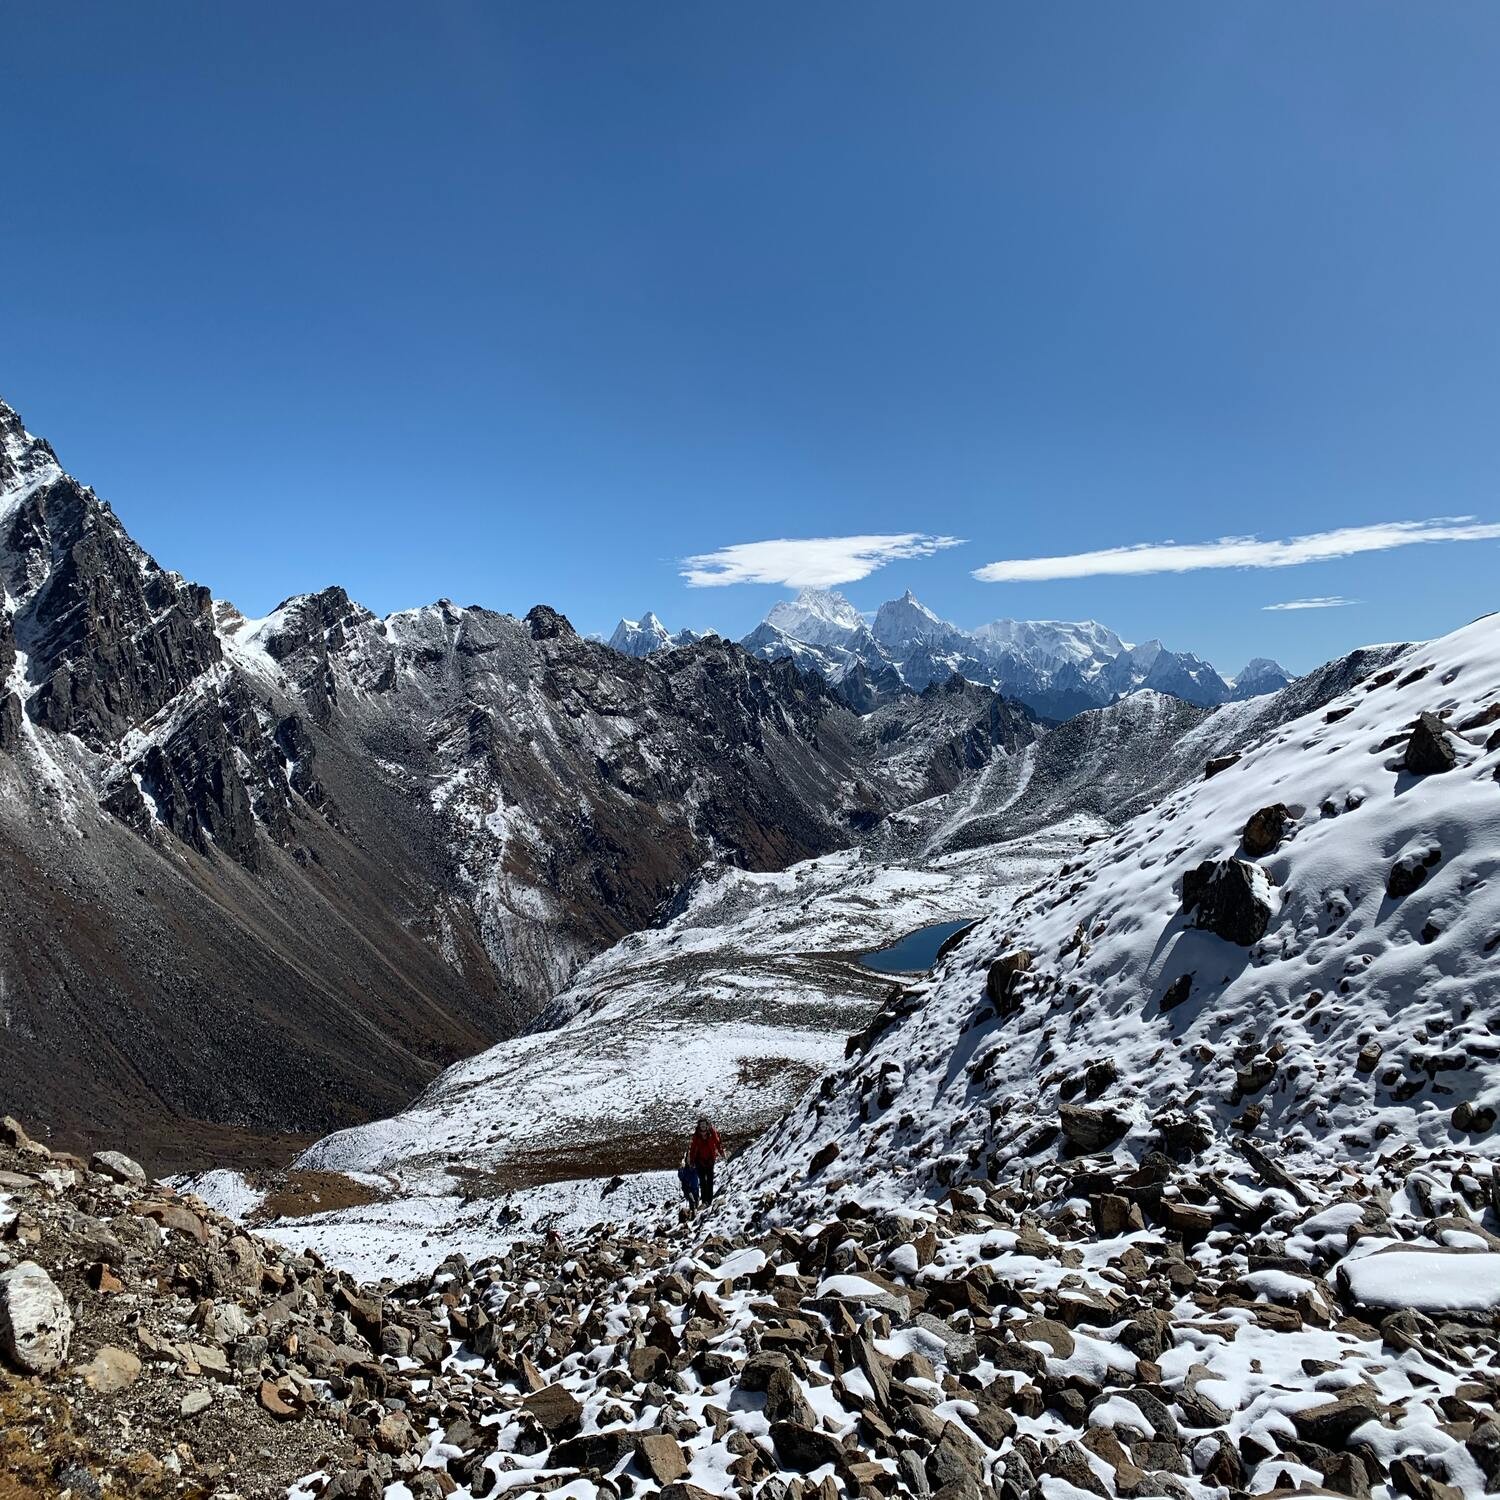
(735, 612, 1500, 1216)
(742, 588, 1273, 718)
(764, 586, 869, 648)
(871, 589, 964, 653)
(606, 610, 709, 657)
(970, 616, 1127, 671)
(0, 399, 63, 527)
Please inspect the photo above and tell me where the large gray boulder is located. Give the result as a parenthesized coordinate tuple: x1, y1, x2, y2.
(0, 1260, 73, 1374)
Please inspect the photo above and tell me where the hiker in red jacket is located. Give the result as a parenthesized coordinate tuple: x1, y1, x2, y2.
(688, 1116, 724, 1206)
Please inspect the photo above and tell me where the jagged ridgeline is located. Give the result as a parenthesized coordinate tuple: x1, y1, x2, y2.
(0, 400, 1039, 1166)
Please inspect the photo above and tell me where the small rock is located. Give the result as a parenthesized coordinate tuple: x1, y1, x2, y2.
(1387, 843, 1442, 898)
(88, 1263, 126, 1295)
(131, 1199, 209, 1244)
(0, 1117, 43, 1155)
(809, 1142, 840, 1175)
(1242, 803, 1289, 856)
(764, 1364, 814, 1426)
(1159, 974, 1193, 1013)
(986, 951, 1033, 1011)
(78, 1344, 142, 1394)
(637, 1432, 689, 1485)
(523, 1382, 583, 1438)
(1290, 1389, 1383, 1447)
(1454, 1101, 1498, 1134)
(1181, 857, 1274, 945)
(1161, 1200, 1215, 1240)
(375, 1410, 415, 1453)
(181, 1387, 213, 1418)
(1090, 1194, 1144, 1235)
(260, 1379, 300, 1421)
(770, 1420, 846, 1472)
(1060, 1103, 1128, 1153)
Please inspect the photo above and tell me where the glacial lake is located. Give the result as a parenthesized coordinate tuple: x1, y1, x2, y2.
(858, 918, 977, 975)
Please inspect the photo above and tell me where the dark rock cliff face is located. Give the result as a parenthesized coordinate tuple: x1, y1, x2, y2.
(4, 474, 222, 745)
(0, 610, 19, 750)
(0, 398, 1049, 1164)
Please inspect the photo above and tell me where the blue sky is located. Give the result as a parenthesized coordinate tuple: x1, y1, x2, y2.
(5, 3, 1498, 672)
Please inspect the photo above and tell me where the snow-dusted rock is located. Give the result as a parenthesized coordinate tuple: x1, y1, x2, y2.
(1181, 856, 1274, 945)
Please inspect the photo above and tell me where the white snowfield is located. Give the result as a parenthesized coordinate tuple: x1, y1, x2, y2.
(731, 610, 1500, 1211)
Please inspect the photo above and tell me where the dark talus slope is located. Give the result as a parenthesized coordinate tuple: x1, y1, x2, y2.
(0, 399, 1039, 1164)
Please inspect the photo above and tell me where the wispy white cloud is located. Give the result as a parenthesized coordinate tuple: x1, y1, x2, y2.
(1262, 596, 1361, 611)
(973, 518, 1500, 583)
(682, 533, 964, 589)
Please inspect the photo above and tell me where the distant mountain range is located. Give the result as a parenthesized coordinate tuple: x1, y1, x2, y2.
(607, 586, 1291, 719)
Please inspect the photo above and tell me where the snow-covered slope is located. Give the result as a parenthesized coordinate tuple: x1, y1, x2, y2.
(735, 611, 1500, 1212)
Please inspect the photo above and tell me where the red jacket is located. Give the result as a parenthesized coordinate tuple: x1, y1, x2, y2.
(688, 1128, 722, 1169)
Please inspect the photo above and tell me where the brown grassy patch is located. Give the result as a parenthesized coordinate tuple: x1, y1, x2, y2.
(256, 1169, 386, 1220)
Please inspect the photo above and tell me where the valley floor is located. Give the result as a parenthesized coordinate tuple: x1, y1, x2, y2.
(188, 821, 1099, 1280)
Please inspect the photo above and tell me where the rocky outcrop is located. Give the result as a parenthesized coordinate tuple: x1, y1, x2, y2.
(986, 949, 1033, 1012)
(1404, 711, 1457, 774)
(1181, 857, 1274, 945)
(1241, 802, 1289, 856)
(1, 462, 222, 748)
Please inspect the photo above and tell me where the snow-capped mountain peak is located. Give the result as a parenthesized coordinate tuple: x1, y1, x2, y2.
(1230, 655, 1294, 698)
(608, 610, 676, 657)
(764, 587, 868, 648)
(871, 589, 959, 652)
(0, 398, 64, 525)
(606, 610, 716, 658)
